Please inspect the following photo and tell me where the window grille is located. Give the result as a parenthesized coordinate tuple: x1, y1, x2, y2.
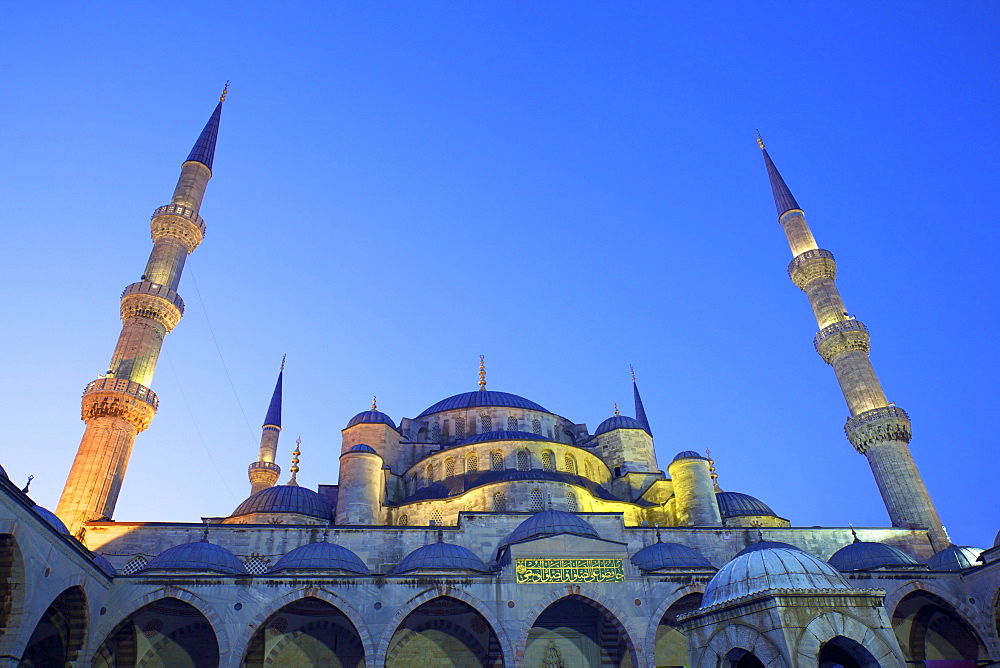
(121, 556, 148, 575)
(493, 491, 507, 512)
(491, 449, 504, 471)
(243, 556, 270, 574)
(430, 510, 444, 526)
(541, 451, 553, 471)
(517, 449, 530, 471)
(564, 454, 577, 475)
(530, 489, 545, 513)
(398, 515, 408, 526)
(566, 492, 578, 512)
(507, 416, 518, 431)
(445, 457, 456, 477)
(480, 414, 492, 432)
(532, 418, 542, 435)
(584, 461, 593, 479)
(455, 417, 466, 439)
(425, 463, 434, 481)
(431, 423, 441, 442)
(467, 453, 478, 471)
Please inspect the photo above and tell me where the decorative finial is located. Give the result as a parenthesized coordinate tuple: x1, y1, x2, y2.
(655, 529, 662, 544)
(630, 364, 636, 383)
(280, 354, 286, 371)
(478, 355, 487, 391)
(202, 521, 210, 542)
(850, 524, 860, 543)
(756, 527, 765, 543)
(436, 528, 444, 543)
(706, 449, 721, 491)
(21, 475, 33, 494)
(755, 130, 765, 150)
(614, 403, 620, 416)
(220, 81, 230, 102)
(288, 437, 301, 485)
(372, 395, 378, 411)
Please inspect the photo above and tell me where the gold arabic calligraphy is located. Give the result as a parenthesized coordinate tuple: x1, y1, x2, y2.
(515, 558, 625, 584)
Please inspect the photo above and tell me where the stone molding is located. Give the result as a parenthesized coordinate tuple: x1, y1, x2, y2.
(150, 204, 205, 253)
(814, 319, 870, 364)
(844, 406, 911, 454)
(120, 282, 184, 332)
(81, 378, 158, 431)
(788, 248, 837, 290)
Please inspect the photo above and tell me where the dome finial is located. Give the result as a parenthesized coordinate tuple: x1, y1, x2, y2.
(280, 354, 285, 371)
(21, 475, 33, 494)
(630, 364, 635, 382)
(706, 449, 721, 491)
(756, 130, 764, 150)
(614, 403, 620, 416)
(220, 81, 230, 102)
(478, 355, 487, 391)
(756, 526, 765, 543)
(850, 524, 860, 543)
(372, 395, 377, 411)
(287, 437, 301, 486)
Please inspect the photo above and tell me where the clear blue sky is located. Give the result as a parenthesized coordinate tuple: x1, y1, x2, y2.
(1, 3, 997, 548)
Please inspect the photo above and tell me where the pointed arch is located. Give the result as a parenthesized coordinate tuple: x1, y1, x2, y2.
(644, 583, 706, 659)
(891, 587, 987, 662)
(700, 623, 787, 667)
(794, 611, 903, 666)
(19, 585, 88, 664)
(885, 579, 991, 660)
(0, 533, 26, 659)
(375, 587, 514, 668)
(646, 585, 705, 667)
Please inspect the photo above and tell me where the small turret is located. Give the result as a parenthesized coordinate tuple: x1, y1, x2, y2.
(667, 451, 722, 527)
(335, 443, 384, 525)
(247, 358, 284, 495)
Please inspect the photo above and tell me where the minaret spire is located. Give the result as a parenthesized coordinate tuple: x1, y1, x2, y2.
(760, 138, 947, 551)
(56, 94, 225, 536)
(631, 365, 652, 435)
(248, 358, 285, 495)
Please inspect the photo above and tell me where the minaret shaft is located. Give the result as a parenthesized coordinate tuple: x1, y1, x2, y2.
(57, 106, 220, 536)
(766, 148, 947, 551)
(248, 366, 284, 495)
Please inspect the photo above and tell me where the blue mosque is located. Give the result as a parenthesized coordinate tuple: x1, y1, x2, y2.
(1, 91, 998, 667)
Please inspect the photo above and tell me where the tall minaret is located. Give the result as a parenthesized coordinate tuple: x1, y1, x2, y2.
(631, 365, 652, 435)
(56, 89, 226, 536)
(759, 136, 947, 551)
(248, 359, 284, 495)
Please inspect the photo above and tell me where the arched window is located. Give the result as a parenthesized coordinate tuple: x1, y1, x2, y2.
(431, 422, 441, 442)
(517, 449, 530, 471)
(584, 460, 593, 479)
(455, 417, 466, 439)
(120, 556, 148, 575)
(566, 492, 578, 512)
(532, 418, 541, 435)
(430, 510, 444, 526)
(480, 414, 492, 433)
(547, 427, 553, 439)
(564, 454, 577, 475)
(530, 489, 545, 513)
(425, 463, 434, 481)
(493, 491, 507, 512)
(466, 453, 478, 472)
(445, 457, 456, 477)
(541, 451, 553, 471)
(491, 449, 504, 471)
(397, 514, 408, 526)
(507, 416, 518, 431)
(243, 555, 270, 574)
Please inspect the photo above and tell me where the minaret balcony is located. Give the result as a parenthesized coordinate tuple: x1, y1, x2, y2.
(844, 405, 912, 454)
(787, 248, 836, 289)
(81, 378, 158, 431)
(83, 378, 159, 408)
(813, 319, 870, 363)
(151, 204, 206, 234)
(120, 282, 184, 331)
(121, 282, 185, 313)
(151, 204, 206, 252)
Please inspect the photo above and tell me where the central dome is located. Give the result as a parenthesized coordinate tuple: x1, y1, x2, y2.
(231, 485, 333, 521)
(417, 390, 549, 418)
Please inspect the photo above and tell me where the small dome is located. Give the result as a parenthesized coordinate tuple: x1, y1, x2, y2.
(271, 541, 369, 574)
(460, 430, 554, 445)
(392, 541, 490, 574)
(927, 545, 985, 571)
(670, 450, 707, 463)
(418, 391, 549, 418)
(734, 540, 801, 557)
(92, 553, 116, 576)
(631, 542, 714, 570)
(346, 410, 397, 430)
(703, 547, 851, 606)
(502, 510, 600, 547)
(994, 529, 1000, 547)
(829, 541, 920, 571)
(142, 542, 247, 574)
(231, 485, 333, 521)
(32, 505, 70, 535)
(595, 415, 644, 436)
(345, 443, 379, 455)
(0, 463, 7, 479)
(716, 491, 778, 519)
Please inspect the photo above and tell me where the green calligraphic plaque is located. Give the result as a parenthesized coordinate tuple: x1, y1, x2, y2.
(514, 558, 625, 584)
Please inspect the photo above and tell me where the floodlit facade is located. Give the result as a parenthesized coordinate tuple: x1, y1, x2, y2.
(1, 96, 997, 667)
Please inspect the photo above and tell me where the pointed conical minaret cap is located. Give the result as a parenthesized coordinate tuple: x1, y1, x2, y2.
(757, 133, 801, 217)
(186, 82, 227, 170)
(631, 365, 652, 436)
(263, 356, 284, 429)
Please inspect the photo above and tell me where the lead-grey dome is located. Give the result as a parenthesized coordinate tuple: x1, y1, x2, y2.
(417, 391, 549, 418)
(392, 542, 490, 574)
(670, 450, 708, 463)
(502, 510, 600, 547)
(703, 547, 850, 606)
(345, 443, 379, 455)
(92, 553, 116, 576)
(32, 505, 70, 535)
(595, 415, 644, 436)
(142, 541, 247, 575)
(631, 542, 714, 570)
(829, 541, 920, 571)
(995, 529, 1000, 548)
(715, 491, 778, 519)
(346, 410, 397, 430)
(231, 484, 333, 521)
(927, 545, 985, 571)
(735, 540, 801, 557)
(271, 541, 369, 574)
(0, 463, 6, 479)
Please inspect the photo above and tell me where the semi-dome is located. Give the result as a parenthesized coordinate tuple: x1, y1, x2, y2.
(231, 485, 333, 521)
(502, 510, 600, 547)
(417, 390, 549, 418)
(142, 541, 247, 575)
(271, 541, 369, 574)
(460, 430, 554, 445)
(703, 547, 851, 606)
(631, 542, 714, 570)
(671, 450, 707, 463)
(595, 415, 644, 436)
(92, 553, 117, 576)
(32, 505, 70, 535)
(346, 410, 397, 430)
(927, 545, 985, 571)
(716, 491, 778, 519)
(345, 443, 379, 455)
(392, 541, 490, 574)
(735, 540, 801, 557)
(829, 541, 920, 571)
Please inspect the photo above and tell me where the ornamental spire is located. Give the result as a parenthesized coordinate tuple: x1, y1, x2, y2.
(287, 437, 301, 486)
(372, 395, 378, 411)
(631, 365, 652, 436)
(478, 355, 487, 391)
(186, 84, 227, 170)
(757, 132, 800, 217)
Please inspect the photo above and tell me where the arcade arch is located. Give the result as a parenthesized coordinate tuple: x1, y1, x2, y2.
(242, 596, 365, 667)
(19, 585, 87, 665)
(526, 594, 638, 668)
(384, 596, 502, 667)
(817, 635, 879, 667)
(653, 592, 701, 667)
(92, 597, 219, 667)
(892, 590, 988, 663)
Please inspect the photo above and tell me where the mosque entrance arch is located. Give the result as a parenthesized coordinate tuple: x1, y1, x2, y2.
(526, 595, 637, 668)
(892, 590, 987, 664)
(653, 592, 701, 667)
(20, 585, 87, 665)
(242, 596, 365, 667)
(722, 648, 765, 667)
(92, 597, 218, 667)
(817, 635, 879, 667)
(385, 596, 502, 667)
